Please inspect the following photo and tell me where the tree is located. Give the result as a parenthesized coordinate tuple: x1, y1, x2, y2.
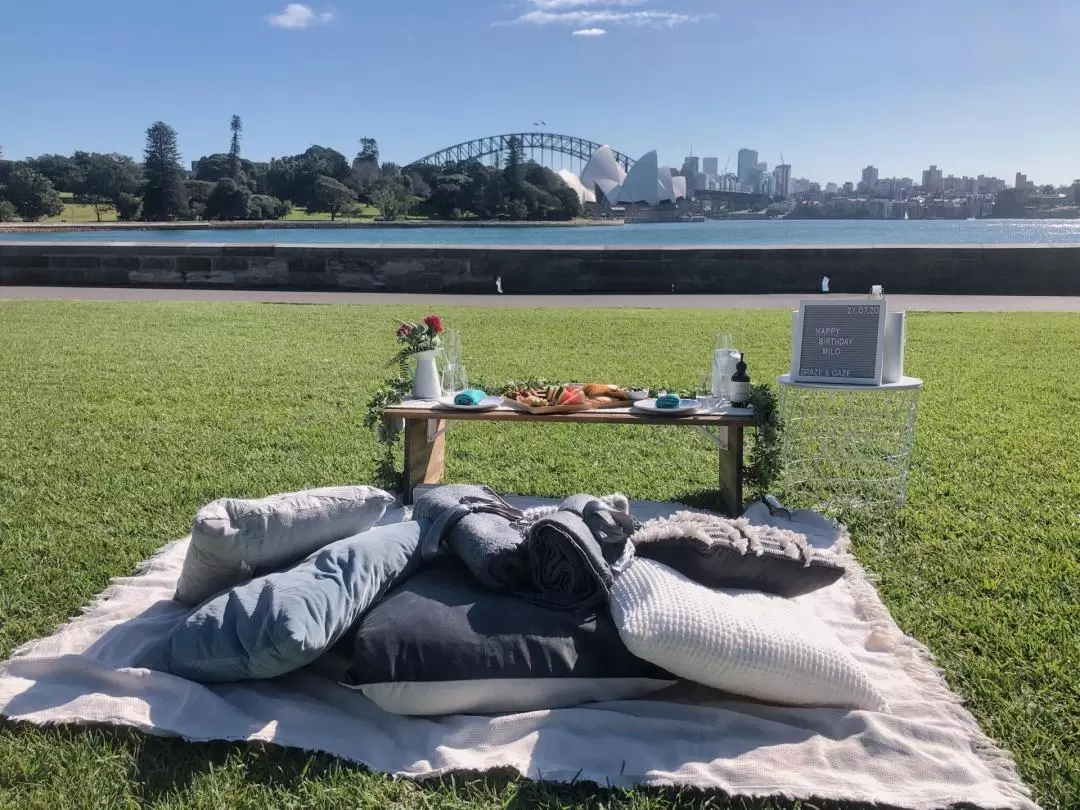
(116, 193, 142, 221)
(370, 177, 417, 220)
(228, 115, 243, 180)
(204, 178, 254, 221)
(307, 176, 356, 220)
(351, 138, 381, 199)
(74, 152, 143, 222)
(0, 200, 18, 222)
(504, 136, 526, 202)
(303, 146, 351, 183)
(142, 121, 189, 221)
(251, 195, 291, 220)
(4, 165, 63, 220)
(25, 154, 83, 193)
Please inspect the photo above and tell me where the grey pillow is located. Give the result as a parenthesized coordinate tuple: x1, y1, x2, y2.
(175, 485, 395, 605)
(343, 559, 674, 715)
(631, 514, 845, 598)
(161, 521, 422, 682)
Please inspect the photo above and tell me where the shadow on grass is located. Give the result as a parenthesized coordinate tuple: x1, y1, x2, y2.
(1, 720, 906, 810)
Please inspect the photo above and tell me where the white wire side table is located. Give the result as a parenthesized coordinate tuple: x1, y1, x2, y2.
(776, 374, 923, 512)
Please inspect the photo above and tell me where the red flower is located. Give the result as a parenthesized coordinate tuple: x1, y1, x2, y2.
(396, 323, 412, 338)
(424, 314, 443, 334)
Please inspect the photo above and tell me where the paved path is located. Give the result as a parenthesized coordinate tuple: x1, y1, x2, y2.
(2, 286, 1079, 312)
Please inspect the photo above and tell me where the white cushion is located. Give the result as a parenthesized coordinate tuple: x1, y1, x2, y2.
(348, 678, 673, 716)
(175, 486, 395, 605)
(609, 559, 888, 712)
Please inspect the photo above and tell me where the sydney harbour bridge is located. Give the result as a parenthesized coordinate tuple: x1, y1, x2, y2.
(407, 132, 636, 176)
(407, 132, 768, 208)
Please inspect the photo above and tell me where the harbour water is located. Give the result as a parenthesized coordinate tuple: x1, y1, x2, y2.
(3, 218, 1080, 247)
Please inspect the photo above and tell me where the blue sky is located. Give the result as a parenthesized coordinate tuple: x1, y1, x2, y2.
(2, 0, 1078, 185)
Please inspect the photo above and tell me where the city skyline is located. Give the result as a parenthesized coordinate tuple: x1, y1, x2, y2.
(2, 1, 1079, 185)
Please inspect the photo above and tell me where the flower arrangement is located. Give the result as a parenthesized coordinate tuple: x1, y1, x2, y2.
(388, 314, 444, 369)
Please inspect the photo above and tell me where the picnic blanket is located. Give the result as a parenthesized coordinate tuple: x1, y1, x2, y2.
(0, 497, 1038, 810)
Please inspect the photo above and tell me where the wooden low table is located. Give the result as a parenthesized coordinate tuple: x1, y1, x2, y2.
(382, 400, 756, 516)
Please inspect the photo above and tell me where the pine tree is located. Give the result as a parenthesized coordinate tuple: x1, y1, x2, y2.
(229, 115, 243, 180)
(142, 121, 189, 221)
(504, 136, 526, 203)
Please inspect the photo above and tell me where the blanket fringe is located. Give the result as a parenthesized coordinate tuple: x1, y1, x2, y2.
(834, 533, 1034, 804)
(3, 538, 188, 665)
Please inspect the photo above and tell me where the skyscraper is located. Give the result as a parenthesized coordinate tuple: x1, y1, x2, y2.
(682, 156, 700, 176)
(922, 165, 943, 193)
(1015, 172, 1030, 190)
(773, 164, 792, 199)
(861, 165, 879, 191)
(703, 157, 719, 176)
(737, 148, 758, 189)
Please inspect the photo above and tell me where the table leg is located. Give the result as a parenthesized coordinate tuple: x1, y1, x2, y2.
(402, 418, 446, 505)
(717, 425, 744, 517)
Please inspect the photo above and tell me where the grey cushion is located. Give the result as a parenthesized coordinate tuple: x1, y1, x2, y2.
(343, 559, 673, 715)
(175, 485, 395, 606)
(632, 515, 845, 598)
(162, 522, 422, 683)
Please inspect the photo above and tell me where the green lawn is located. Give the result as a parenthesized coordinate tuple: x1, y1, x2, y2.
(0, 302, 1076, 810)
(38, 198, 381, 224)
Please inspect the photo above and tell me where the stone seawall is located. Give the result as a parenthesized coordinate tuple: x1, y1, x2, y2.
(1, 243, 1078, 295)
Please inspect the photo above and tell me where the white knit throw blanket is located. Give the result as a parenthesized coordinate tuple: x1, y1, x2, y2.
(0, 497, 1038, 810)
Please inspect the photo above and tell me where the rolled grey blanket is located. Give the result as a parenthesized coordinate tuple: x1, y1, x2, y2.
(412, 485, 529, 593)
(527, 503, 634, 611)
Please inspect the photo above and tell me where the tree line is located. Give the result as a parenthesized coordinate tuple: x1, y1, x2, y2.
(0, 123, 581, 224)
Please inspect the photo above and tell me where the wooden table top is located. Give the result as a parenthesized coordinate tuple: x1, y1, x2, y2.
(384, 400, 756, 427)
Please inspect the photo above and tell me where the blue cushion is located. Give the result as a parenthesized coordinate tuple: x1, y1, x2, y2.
(163, 522, 423, 683)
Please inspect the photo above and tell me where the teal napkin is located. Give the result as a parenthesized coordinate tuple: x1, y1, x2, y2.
(656, 393, 682, 409)
(454, 388, 486, 406)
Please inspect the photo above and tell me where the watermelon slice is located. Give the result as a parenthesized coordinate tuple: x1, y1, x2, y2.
(557, 387, 586, 407)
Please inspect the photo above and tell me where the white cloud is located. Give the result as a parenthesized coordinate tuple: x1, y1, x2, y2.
(268, 4, 334, 29)
(515, 9, 693, 27)
(572, 27, 608, 36)
(534, 0, 645, 8)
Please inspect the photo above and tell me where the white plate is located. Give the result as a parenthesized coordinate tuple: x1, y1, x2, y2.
(436, 394, 503, 411)
(632, 398, 702, 415)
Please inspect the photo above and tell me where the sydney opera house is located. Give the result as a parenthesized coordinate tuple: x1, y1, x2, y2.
(557, 146, 687, 209)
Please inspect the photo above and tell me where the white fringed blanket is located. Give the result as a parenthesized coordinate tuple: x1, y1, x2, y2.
(0, 498, 1038, 810)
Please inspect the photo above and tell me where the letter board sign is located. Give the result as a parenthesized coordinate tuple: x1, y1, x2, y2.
(793, 300, 887, 385)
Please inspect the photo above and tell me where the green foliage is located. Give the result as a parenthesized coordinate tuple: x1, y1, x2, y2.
(306, 175, 356, 220)
(204, 178, 254, 221)
(504, 135, 526, 201)
(24, 153, 83, 192)
(2, 165, 63, 221)
(0, 199, 18, 221)
(73, 152, 142, 222)
(411, 159, 580, 221)
(251, 194, 291, 220)
(370, 177, 417, 220)
(141, 121, 189, 221)
(745, 383, 783, 498)
(115, 193, 142, 221)
(228, 115, 243, 180)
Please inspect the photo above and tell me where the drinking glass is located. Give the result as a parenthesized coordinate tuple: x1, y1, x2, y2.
(439, 329, 462, 368)
(696, 371, 718, 409)
(441, 363, 468, 395)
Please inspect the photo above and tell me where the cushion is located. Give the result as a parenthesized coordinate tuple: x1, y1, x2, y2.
(161, 522, 422, 683)
(609, 558, 888, 712)
(175, 485, 395, 605)
(343, 560, 674, 715)
(631, 513, 845, 598)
